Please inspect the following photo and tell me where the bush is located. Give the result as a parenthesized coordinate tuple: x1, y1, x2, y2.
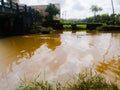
(64, 73, 118, 90)
(30, 24, 54, 34)
(47, 27, 54, 31)
(16, 72, 118, 90)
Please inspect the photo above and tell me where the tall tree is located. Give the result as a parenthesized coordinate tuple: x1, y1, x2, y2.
(90, 5, 102, 22)
(91, 5, 102, 16)
(45, 3, 59, 21)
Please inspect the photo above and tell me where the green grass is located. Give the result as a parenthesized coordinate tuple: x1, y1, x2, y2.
(76, 24, 87, 29)
(16, 81, 53, 90)
(16, 73, 119, 90)
(63, 73, 118, 90)
(63, 25, 72, 30)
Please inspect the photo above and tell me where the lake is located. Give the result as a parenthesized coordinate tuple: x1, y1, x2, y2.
(0, 31, 120, 90)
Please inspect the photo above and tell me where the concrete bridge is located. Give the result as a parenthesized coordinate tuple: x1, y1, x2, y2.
(0, 0, 33, 36)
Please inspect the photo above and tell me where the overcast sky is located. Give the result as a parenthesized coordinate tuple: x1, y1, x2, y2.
(20, 0, 120, 19)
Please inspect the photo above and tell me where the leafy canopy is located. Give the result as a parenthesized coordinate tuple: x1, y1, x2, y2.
(90, 5, 102, 16)
(45, 3, 59, 20)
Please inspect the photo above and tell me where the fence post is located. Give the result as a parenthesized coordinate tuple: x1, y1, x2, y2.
(9, 0, 12, 9)
(1, 0, 5, 12)
(16, 3, 19, 13)
(24, 5, 27, 13)
(1, 0, 4, 7)
(9, 0, 13, 13)
(29, 7, 31, 13)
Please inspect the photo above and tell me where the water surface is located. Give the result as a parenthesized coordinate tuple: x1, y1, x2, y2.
(0, 32, 120, 90)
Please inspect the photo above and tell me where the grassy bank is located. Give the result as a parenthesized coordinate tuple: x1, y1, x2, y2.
(30, 24, 55, 34)
(16, 72, 118, 90)
(63, 24, 87, 30)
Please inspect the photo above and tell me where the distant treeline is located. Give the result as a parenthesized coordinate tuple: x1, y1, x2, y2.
(83, 14, 120, 25)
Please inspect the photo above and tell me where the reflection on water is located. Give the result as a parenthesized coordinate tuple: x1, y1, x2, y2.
(96, 58, 120, 86)
(0, 32, 120, 90)
(0, 34, 60, 72)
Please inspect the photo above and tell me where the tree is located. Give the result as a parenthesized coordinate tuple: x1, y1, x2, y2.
(45, 3, 59, 21)
(115, 14, 120, 25)
(33, 10, 43, 24)
(101, 14, 110, 23)
(90, 5, 102, 22)
(85, 16, 94, 23)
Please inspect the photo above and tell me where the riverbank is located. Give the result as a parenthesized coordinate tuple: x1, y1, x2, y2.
(0, 23, 120, 38)
(16, 72, 119, 90)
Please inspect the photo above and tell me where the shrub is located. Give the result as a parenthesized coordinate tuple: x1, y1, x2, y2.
(47, 27, 54, 31)
(64, 73, 118, 90)
(16, 72, 118, 90)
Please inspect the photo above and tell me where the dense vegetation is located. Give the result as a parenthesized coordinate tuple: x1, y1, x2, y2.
(83, 14, 120, 25)
(16, 73, 118, 90)
(31, 3, 120, 32)
(32, 3, 59, 24)
(90, 5, 102, 18)
(45, 3, 60, 21)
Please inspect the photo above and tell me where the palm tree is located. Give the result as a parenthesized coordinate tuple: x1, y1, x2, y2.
(91, 5, 102, 17)
(90, 5, 102, 22)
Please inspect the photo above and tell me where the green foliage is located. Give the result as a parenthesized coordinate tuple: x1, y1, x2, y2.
(76, 24, 87, 29)
(47, 27, 54, 31)
(31, 24, 54, 34)
(96, 26, 103, 31)
(45, 3, 59, 21)
(101, 14, 110, 23)
(84, 14, 120, 25)
(115, 14, 120, 25)
(90, 5, 102, 22)
(16, 72, 119, 90)
(90, 5, 102, 16)
(33, 10, 43, 24)
(64, 74, 118, 90)
(16, 80, 53, 90)
(60, 19, 82, 24)
(63, 25, 72, 30)
(85, 16, 94, 23)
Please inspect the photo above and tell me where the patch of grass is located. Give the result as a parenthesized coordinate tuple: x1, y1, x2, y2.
(16, 73, 119, 90)
(64, 73, 118, 90)
(16, 75, 53, 90)
(76, 24, 87, 29)
(63, 25, 72, 30)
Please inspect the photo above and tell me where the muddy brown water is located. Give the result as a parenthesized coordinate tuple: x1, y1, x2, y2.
(0, 31, 120, 90)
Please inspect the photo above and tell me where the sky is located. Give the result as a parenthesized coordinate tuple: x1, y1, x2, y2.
(19, 0, 120, 19)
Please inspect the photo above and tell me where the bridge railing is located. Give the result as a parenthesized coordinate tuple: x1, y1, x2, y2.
(19, 5, 25, 12)
(4, 2, 10, 8)
(12, 2, 17, 10)
(0, 0, 32, 13)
